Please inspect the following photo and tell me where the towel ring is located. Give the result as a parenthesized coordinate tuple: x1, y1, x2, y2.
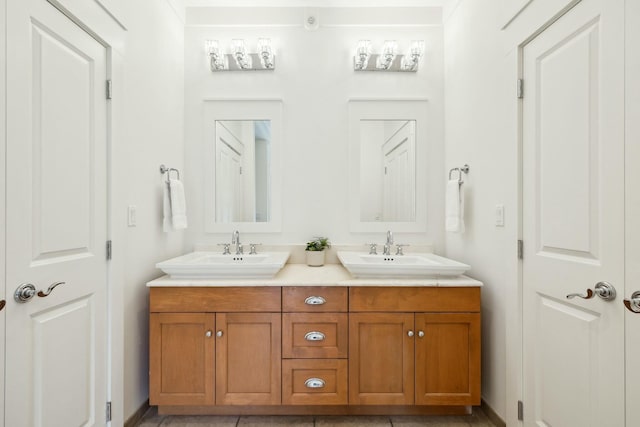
(448, 164, 469, 184)
(160, 164, 180, 184)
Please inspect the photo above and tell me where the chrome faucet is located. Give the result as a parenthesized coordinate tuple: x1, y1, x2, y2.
(383, 230, 394, 256)
(231, 230, 243, 255)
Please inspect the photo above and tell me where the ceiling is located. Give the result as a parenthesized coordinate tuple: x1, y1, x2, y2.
(182, 0, 444, 7)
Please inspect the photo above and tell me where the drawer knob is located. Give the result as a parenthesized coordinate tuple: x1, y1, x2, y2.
(418, 330, 425, 338)
(304, 331, 326, 341)
(304, 378, 326, 389)
(205, 330, 212, 338)
(407, 330, 414, 337)
(216, 330, 223, 337)
(304, 296, 326, 305)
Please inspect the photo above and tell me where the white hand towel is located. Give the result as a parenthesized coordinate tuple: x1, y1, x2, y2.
(445, 179, 465, 233)
(169, 178, 188, 230)
(163, 182, 173, 232)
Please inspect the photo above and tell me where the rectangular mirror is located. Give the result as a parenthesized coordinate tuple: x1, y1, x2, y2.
(204, 100, 282, 233)
(348, 100, 428, 232)
(215, 120, 271, 223)
(360, 120, 416, 222)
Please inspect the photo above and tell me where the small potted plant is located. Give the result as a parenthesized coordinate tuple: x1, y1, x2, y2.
(305, 236, 331, 267)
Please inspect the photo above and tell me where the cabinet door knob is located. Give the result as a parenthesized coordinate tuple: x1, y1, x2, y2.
(304, 331, 326, 341)
(304, 296, 326, 305)
(407, 330, 414, 337)
(418, 330, 425, 338)
(216, 330, 223, 337)
(304, 378, 325, 389)
(205, 330, 212, 338)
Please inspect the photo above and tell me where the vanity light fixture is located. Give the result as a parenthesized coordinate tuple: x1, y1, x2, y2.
(205, 38, 276, 72)
(354, 39, 425, 72)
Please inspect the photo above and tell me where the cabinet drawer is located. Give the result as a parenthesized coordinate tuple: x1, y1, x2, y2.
(149, 287, 281, 312)
(283, 287, 348, 312)
(283, 313, 348, 359)
(282, 359, 348, 405)
(349, 287, 480, 312)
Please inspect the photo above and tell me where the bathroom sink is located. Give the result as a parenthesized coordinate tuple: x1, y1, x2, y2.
(337, 251, 470, 279)
(156, 251, 290, 279)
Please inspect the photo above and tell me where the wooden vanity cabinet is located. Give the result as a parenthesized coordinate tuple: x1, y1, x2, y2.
(149, 284, 481, 414)
(149, 287, 281, 407)
(349, 287, 481, 407)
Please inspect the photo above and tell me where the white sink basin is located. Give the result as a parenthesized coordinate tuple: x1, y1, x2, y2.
(337, 251, 470, 279)
(156, 251, 290, 279)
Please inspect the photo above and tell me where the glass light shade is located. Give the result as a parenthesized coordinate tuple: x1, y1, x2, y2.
(205, 39, 220, 55)
(410, 40, 425, 58)
(381, 40, 398, 56)
(231, 39, 252, 69)
(258, 38, 275, 69)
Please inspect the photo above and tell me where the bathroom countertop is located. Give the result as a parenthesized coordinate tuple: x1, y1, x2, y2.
(146, 263, 483, 287)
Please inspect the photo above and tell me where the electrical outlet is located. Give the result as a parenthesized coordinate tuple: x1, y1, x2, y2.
(495, 204, 505, 227)
(127, 205, 137, 227)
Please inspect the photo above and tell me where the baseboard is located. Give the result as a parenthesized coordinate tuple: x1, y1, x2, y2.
(481, 399, 506, 427)
(124, 399, 150, 427)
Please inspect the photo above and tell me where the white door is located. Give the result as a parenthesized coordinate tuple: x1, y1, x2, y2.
(215, 122, 245, 222)
(522, 0, 625, 425)
(5, 0, 109, 426)
(382, 121, 415, 222)
(624, 0, 640, 423)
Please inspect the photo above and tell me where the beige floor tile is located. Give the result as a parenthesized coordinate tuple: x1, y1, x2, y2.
(315, 415, 391, 427)
(135, 406, 167, 427)
(237, 415, 314, 427)
(391, 415, 471, 427)
(160, 415, 239, 427)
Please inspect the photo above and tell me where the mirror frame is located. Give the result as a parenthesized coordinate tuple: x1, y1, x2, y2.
(204, 99, 283, 233)
(348, 99, 429, 232)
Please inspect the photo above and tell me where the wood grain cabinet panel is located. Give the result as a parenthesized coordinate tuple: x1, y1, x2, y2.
(415, 313, 481, 406)
(215, 312, 281, 405)
(283, 313, 348, 359)
(283, 286, 348, 312)
(149, 313, 215, 406)
(282, 359, 348, 405)
(349, 313, 415, 405)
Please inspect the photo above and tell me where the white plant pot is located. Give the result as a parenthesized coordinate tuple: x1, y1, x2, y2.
(306, 250, 325, 267)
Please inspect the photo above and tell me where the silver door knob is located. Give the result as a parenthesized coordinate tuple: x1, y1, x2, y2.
(216, 330, 223, 337)
(624, 291, 640, 313)
(14, 283, 36, 303)
(566, 281, 617, 301)
(38, 281, 65, 298)
(407, 330, 414, 337)
(418, 330, 425, 338)
(205, 330, 213, 337)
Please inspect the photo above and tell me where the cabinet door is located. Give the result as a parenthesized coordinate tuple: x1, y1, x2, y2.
(149, 313, 215, 406)
(415, 313, 481, 405)
(216, 313, 281, 405)
(349, 313, 414, 405)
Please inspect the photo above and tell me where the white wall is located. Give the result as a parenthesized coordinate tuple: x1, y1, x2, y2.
(443, 0, 515, 420)
(118, 0, 185, 419)
(183, 7, 445, 250)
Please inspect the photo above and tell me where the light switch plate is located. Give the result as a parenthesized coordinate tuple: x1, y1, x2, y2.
(495, 204, 505, 227)
(127, 205, 137, 227)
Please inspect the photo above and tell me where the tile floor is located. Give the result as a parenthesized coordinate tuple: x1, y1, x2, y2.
(136, 407, 497, 427)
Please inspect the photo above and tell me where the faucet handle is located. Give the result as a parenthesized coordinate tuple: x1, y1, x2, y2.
(364, 243, 378, 255)
(217, 243, 231, 255)
(395, 244, 409, 256)
(249, 243, 262, 255)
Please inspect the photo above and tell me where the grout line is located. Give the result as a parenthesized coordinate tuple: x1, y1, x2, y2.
(235, 415, 241, 427)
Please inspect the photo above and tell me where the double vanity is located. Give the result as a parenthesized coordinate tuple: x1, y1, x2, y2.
(147, 247, 481, 416)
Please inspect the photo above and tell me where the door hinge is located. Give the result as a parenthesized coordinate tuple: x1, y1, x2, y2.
(106, 401, 112, 422)
(106, 80, 113, 100)
(517, 239, 523, 260)
(106, 240, 112, 260)
(518, 400, 524, 421)
(517, 79, 524, 99)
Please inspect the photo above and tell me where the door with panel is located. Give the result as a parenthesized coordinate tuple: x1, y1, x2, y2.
(625, 0, 640, 423)
(149, 313, 215, 406)
(5, 0, 109, 425)
(349, 312, 415, 405)
(522, 0, 625, 425)
(414, 313, 480, 406)
(215, 312, 281, 405)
